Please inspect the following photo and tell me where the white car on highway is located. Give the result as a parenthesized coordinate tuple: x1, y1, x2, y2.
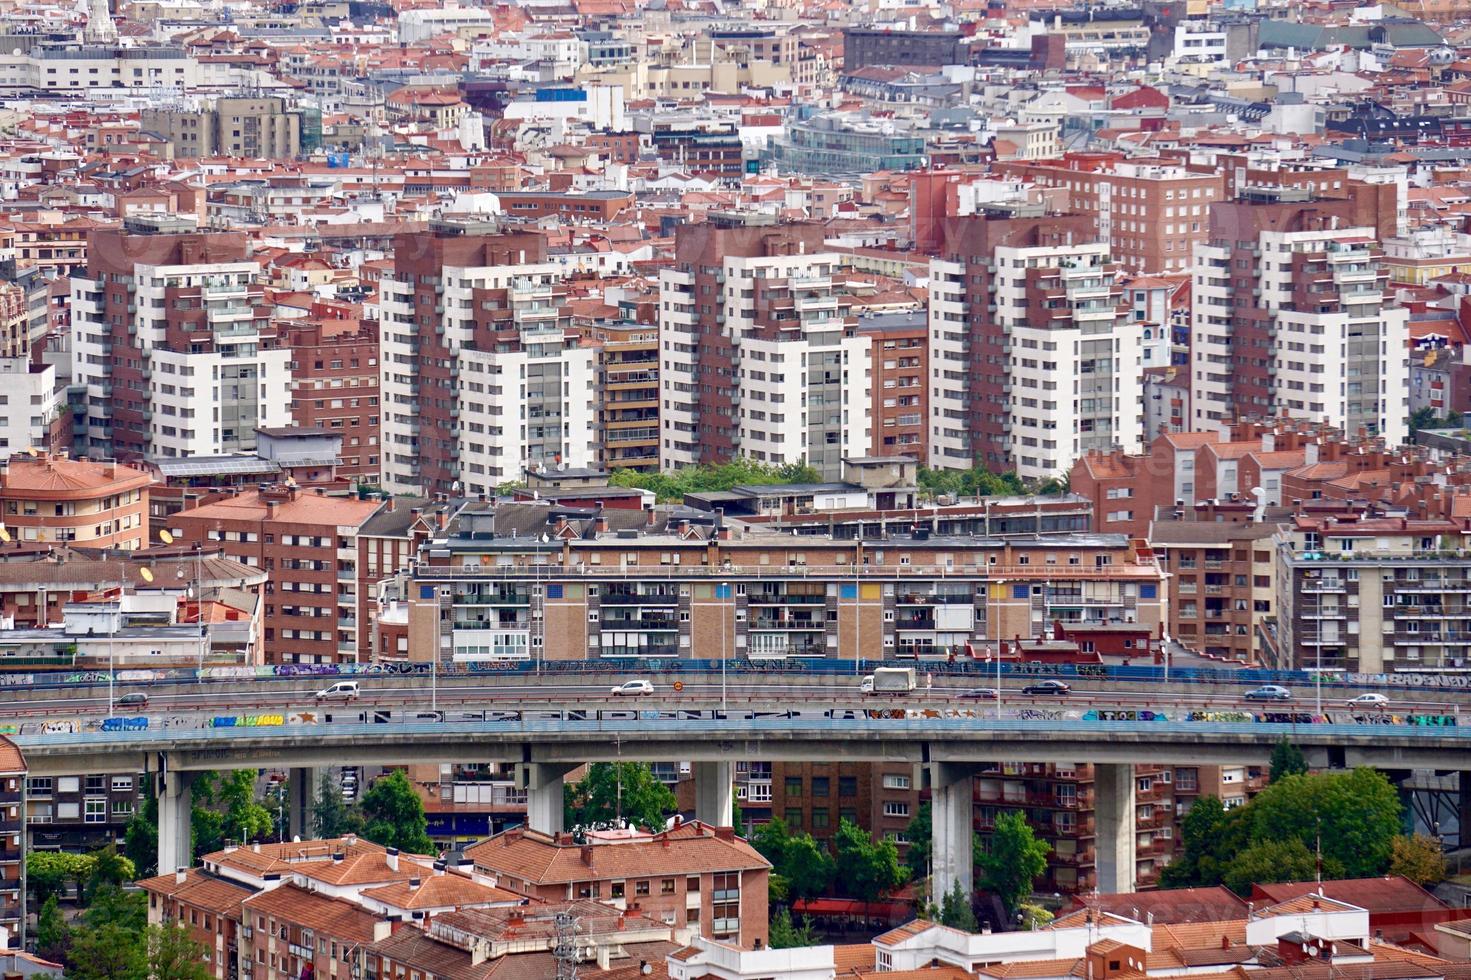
(1346, 692, 1390, 708)
(612, 680, 655, 697)
(315, 681, 360, 701)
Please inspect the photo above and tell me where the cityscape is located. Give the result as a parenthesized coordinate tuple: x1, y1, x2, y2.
(2, 0, 1471, 976)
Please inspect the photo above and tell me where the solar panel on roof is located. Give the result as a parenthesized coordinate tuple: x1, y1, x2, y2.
(152, 457, 282, 477)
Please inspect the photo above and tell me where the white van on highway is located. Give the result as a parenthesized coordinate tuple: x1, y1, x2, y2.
(315, 681, 360, 701)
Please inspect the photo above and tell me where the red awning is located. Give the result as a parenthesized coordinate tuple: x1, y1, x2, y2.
(792, 898, 912, 918)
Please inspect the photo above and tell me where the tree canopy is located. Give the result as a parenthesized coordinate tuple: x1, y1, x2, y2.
(1160, 768, 1404, 895)
(938, 879, 978, 931)
(977, 811, 1050, 916)
(751, 817, 835, 902)
(1388, 833, 1447, 886)
(1269, 738, 1308, 783)
(563, 762, 678, 833)
(833, 818, 908, 902)
(608, 459, 822, 503)
(916, 466, 1067, 500)
(768, 908, 819, 949)
(359, 769, 435, 854)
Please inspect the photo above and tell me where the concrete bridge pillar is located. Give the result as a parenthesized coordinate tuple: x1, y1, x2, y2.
(1095, 763, 1136, 895)
(288, 767, 319, 841)
(929, 761, 975, 908)
(158, 766, 195, 876)
(694, 761, 734, 827)
(524, 763, 576, 835)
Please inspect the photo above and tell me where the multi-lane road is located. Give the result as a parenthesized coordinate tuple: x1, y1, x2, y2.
(1, 669, 1467, 720)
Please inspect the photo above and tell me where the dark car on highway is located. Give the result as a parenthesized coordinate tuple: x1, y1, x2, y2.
(115, 692, 148, 708)
(1021, 680, 1070, 696)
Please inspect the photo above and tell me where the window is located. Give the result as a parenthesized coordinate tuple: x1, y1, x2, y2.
(661, 878, 676, 895)
(839, 776, 857, 797)
(882, 774, 910, 790)
(811, 776, 830, 797)
(811, 808, 830, 829)
(635, 880, 650, 896)
(883, 801, 910, 818)
(84, 798, 107, 823)
(784, 776, 802, 797)
(784, 807, 804, 827)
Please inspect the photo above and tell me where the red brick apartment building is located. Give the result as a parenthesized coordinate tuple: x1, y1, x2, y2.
(169, 484, 385, 664)
(861, 314, 929, 460)
(466, 822, 771, 949)
(996, 153, 1227, 274)
(0, 453, 151, 549)
(279, 318, 381, 479)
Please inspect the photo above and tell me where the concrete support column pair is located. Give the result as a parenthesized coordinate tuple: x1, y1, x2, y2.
(926, 758, 1137, 908)
(522, 761, 735, 835)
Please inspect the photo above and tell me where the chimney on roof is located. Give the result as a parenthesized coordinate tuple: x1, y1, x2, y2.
(344, 834, 357, 847)
(386, 847, 399, 872)
(265, 500, 278, 520)
(580, 845, 593, 866)
(332, 852, 344, 862)
(436, 509, 447, 531)
(175, 868, 187, 885)
(645, 503, 656, 527)
(409, 876, 421, 888)
(252, 842, 261, 853)
(386, 497, 395, 513)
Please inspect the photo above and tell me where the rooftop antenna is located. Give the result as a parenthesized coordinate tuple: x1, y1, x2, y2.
(554, 910, 579, 980)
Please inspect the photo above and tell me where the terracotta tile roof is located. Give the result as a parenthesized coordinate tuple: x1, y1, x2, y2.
(1073, 888, 1249, 926)
(1153, 920, 1248, 950)
(1, 456, 151, 496)
(204, 837, 433, 887)
(465, 823, 768, 885)
(979, 957, 1085, 978)
(835, 943, 877, 971)
(0, 736, 24, 773)
(1259, 894, 1361, 916)
(874, 919, 940, 946)
(360, 872, 524, 910)
(1162, 432, 1221, 450)
(179, 488, 383, 529)
(1252, 878, 1447, 916)
(243, 883, 381, 943)
(136, 868, 253, 916)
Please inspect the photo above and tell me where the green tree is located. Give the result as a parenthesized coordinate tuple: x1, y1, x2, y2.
(26, 851, 92, 904)
(768, 908, 818, 949)
(84, 845, 135, 902)
(750, 816, 791, 865)
(977, 812, 1050, 915)
(214, 770, 274, 845)
(312, 770, 362, 839)
(66, 922, 146, 980)
(1269, 738, 1308, 783)
(747, 818, 832, 901)
(1160, 795, 1228, 888)
(358, 770, 434, 854)
(562, 762, 677, 833)
(938, 879, 977, 931)
(145, 922, 212, 980)
(904, 802, 932, 882)
(35, 894, 68, 962)
(1221, 838, 1324, 896)
(82, 885, 147, 933)
(833, 819, 907, 902)
(1389, 833, 1447, 886)
(1017, 902, 1055, 930)
(1248, 768, 1401, 878)
(781, 831, 836, 901)
(123, 784, 159, 877)
(1411, 407, 1438, 433)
